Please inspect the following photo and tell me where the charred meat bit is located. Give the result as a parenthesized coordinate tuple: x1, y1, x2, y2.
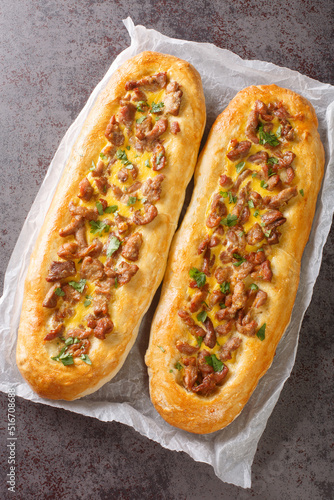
(170, 121, 180, 134)
(164, 81, 183, 116)
(203, 317, 216, 349)
(46, 261, 76, 282)
(132, 203, 158, 225)
(121, 232, 143, 262)
(152, 143, 166, 171)
(219, 337, 242, 361)
(43, 282, 61, 308)
(117, 102, 136, 130)
(248, 150, 269, 164)
(253, 289, 268, 308)
(69, 201, 99, 221)
(81, 256, 105, 282)
(94, 317, 114, 340)
(178, 309, 206, 339)
(251, 259, 273, 281)
(135, 115, 153, 140)
(125, 72, 167, 92)
(215, 319, 234, 337)
(263, 186, 298, 209)
(197, 350, 214, 377)
(91, 160, 105, 178)
(246, 109, 259, 144)
(105, 115, 124, 146)
(206, 193, 227, 228)
(261, 210, 286, 230)
(116, 261, 139, 286)
(44, 323, 64, 341)
(189, 290, 208, 313)
(219, 174, 233, 188)
(246, 223, 265, 246)
(57, 241, 79, 260)
(176, 342, 199, 355)
(59, 215, 85, 237)
(78, 177, 94, 202)
(62, 284, 82, 304)
(142, 174, 165, 204)
(227, 140, 251, 161)
(145, 117, 168, 143)
(192, 366, 229, 395)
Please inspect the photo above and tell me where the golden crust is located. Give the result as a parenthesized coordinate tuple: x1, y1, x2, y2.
(16, 51, 206, 400)
(145, 84, 325, 434)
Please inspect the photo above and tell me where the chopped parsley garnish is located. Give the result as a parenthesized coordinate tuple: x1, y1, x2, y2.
(116, 149, 132, 166)
(151, 101, 164, 113)
(299, 189, 304, 197)
(252, 172, 258, 178)
(55, 287, 65, 297)
(205, 354, 224, 372)
(136, 101, 147, 112)
(267, 156, 279, 165)
(106, 236, 121, 257)
(276, 125, 282, 137)
(96, 201, 104, 215)
(220, 281, 230, 294)
(114, 276, 119, 289)
(189, 268, 206, 288)
(256, 323, 266, 341)
(68, 279, 86, 293)
(157, 345, 166, 353)
(175, 362, 183, 371)
(232, 253, 246, 267)
(84, 295, 93, 307)
(127, 196, 137, 206)
(250, 283, 259, 291)
(196, 336, 203, 347)
(196, 311, 207, 323)
(104, 204, 118, 214)
(219, 303, 227, 309)
(228, 191, 237, 204)
(253, 210, 259, 217)
(51, 346, 74, 366)
(89, 160, 96, 171)
(80, 354, 92, 365)
(89, 220, 110, 236)
(156, 152, 164, 165)
(136, 116, 146, 124)
(264, 230, 271, 238)
(145, 159, 151, 168)
(258, 124, 280, 147)
(220, 191, 228, 199)
(126, 145, 130, 151)
(248, 199, 254, 208)
(220, 213, 238, 227)
(268, 168, 276, 177)
(260, 180, 269, 189)
(100, 153, 108, 161)
(236, 161, 246, 174)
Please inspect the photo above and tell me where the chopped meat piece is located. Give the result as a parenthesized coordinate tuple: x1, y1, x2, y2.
(239, 206, 250, 225)
(252, 289, 268, 308)
(105, 115, 124, 146)
(125, 72, 167, 92)
(227, 140, 251, 161)
(216, 306, 236, 322)
(116, 261, 139, 285)
(117, 168, 129, 183)
(95, 278, 115, 298)
(91, 159, 105, 178)
(69, 201, 99, 221)
(245, 109, 259, 144)
(231, 281, 247, 311)
(246, 223, 265, 246)
(131, 88, 148, 103)
(189, 290, 208, 313)
(127, 181, 142, 194)
(135, 115, 153, 140)
(278, 151, 296, 169)
(285, 166, 295, 184)
(219, 337, 242, 361)
(203, 317, 216, 348)
(145, 117, 168, 142)
(219, 174, 233, 188)
(192, 366, 229, 395)
(263, 186, 298, 209)
(94, 317, 114, 340)
(236, 310, 257, 336)
(59, 216, 85, 237)
(85, 314, 97, 329)
(255, 100, 273, 121)
(235, 261, 254, 280)
(231, 169, 252, 195)
(117, 102, 136, 130)
(57, 241, 79, 260)
(79, 238, 103, 259)
(176, 342, 199, 355)
(183, 361, 198, 391)
(261, 210, 286, 230)
(54, 304, 74, 322)
(170, 121, 180, 134)
(249, 190, 264, 208)
(248, 150, 269, 164)
(267, 230, 281, 245)
(198, 234, 210, 254)
(43, 282, 61, 308)
(95, 176, 110, 195)
(210, 233, 221, 248)
(164, 81, 183, 115)
(206, 193, 227, 228)
(115, 213, 131, 234)
(178, 309, 206, 339)
(121, 232, 143, 261)
(251, 259, 273, 281)
(132, 204, 158, 225)
(214, 266, 232, 284)
(75, 225, 88, 250)
(44, 323, 64, 341)
(226, 227, 246, 253)
(152, 143, 166, 171)
(81, 257, 105, 282)
(219, 250, 233, 264)
(93, 295, 109, 317)
(266, 174, 282, 191)
(110, 184, 123, 200)
(208, 289, 225, 309)
(62, 284, 82, 304)
(46, 261, 76, 282)
(216, 319, 234, 336)
(66, 327, 91, 340)
(197, 349, 214, 376)
(202, 247, 215, 276)
(78, 177, 94, 201)
(67, 339, 91, 357)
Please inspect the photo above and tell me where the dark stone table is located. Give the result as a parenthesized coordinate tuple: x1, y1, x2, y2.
(1, 1, 333, 498)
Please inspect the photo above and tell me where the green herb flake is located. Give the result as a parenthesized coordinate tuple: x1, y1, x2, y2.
(219, 303, 227, 309)
(127, 196, 137, 206)
(250, 283, 259, 291)
(300, 189, 304, 197)
(157, 345, 166, 353)
(236, 161, 246, 174)
(232, 253, 246, 267)
(55, 287, 65, 297)
(228, 191, 237, 204)
(256, 323, 266, 341)
(156, 152, 164, 165)
(116, 149, 132, 166)
(151, 101, 164, 113)
(220, 281, 230, 294)
(96, 201, 104, 215)
(248, 199, 255, 209)
(260, 180, 269, 189)
(89, 160, 96, 171)
(220, 213, 238, 227)
(60, 356, 74, 366)
(136, 101, 147, 112)
(252, 172, 258, 178)
(114, 276, 119, 289)
(104, 204, 118, 214)
(136, 116, 146, 124)
(84, 295, 92, 307)
(253, 210, 259, 218)
(175, 362, 183, 371)
(106, 236, 121, 258)
(100, 153, 108, 161)
(68, 279, 87, 293)
(189, 267, 206, 288)
(205, 354, 224, 372)
(196, 336, 203, 347)
(126, 145, 130, 150)
(145, 159, 151, 168)
(169, 369, 174, 373)
(267, 156, 279, 165)
(276, 125, 282, 137)
(219, 191, 228, 199)
(80, 354, 92, 365)
(89, 220, 110, 236)
(196, 311, 207, 323)
(258, 124, 280, 147)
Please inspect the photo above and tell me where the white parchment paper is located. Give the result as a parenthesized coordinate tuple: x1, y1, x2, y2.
(1, 18, 333, 488)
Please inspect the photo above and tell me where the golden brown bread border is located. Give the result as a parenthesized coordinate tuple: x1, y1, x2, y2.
(16, 51, 206, 400)
(145, 84, 325, 434)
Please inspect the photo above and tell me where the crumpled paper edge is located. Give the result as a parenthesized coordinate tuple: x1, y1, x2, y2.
(0, 17, 333, 489)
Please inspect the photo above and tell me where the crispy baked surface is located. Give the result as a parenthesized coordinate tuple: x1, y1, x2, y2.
(16, 51, 206, 400)
(145, 85, 324, 434)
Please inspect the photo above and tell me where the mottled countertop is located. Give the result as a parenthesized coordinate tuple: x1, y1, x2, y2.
(1, 1, 333, 499)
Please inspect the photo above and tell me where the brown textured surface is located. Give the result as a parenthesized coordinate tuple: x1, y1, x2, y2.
(1, 0, 333, 498)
